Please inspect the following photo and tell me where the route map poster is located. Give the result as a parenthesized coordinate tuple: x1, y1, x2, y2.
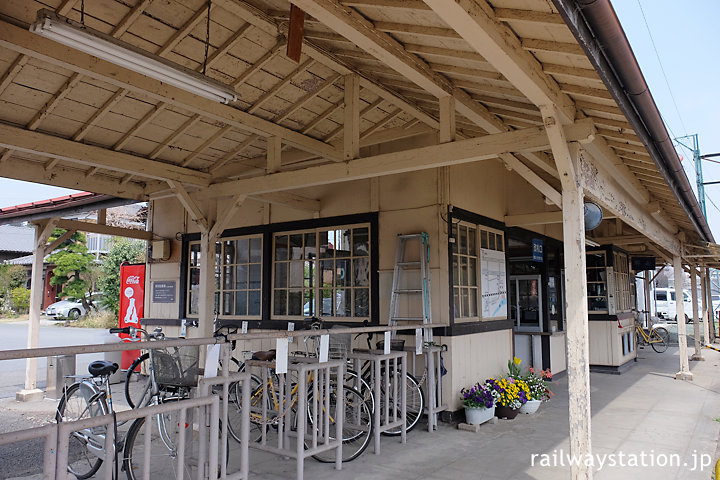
(480, 248, 507, 318)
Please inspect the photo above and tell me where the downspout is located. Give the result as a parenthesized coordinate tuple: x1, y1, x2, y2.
(553, 0, 713, 243)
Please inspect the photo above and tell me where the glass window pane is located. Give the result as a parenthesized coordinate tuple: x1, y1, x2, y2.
(249, 237, 261, 263)
(452, 256, 459, 285)
(236, 265, 247, 289)
(274, 262, 287, 288)
(234, 291, 247, 316)
(336, 289, 350, 316)
(353, 227, 369, 256)
(496, 234, 503, 252)
(353, 258, 369, 286)
(222, 292, 233, 315)
(289, 261, 303, 288)
(303, 262, 315, 288)
(248, 291, 260, 316)
(320, 260, 334, 287)
(336, 259, 351, 287)
(303, 290, 314, 316)
(249, 264, 261, 289)
(468, 228, 476, 255)
(451, 224, 458, 254)
(459, 226, 468, 255)
(336, 229, 351, 257)
(469, 289, 478, 317)
(320, 231, 334, 258)
(275, 235, 289, 261)
(290, 234, 303, 260)
(453, 289, 460, 318)
(237, 238, 249, 263)
(274, 290, 287, 316)
(487, 232, 496, 251)
(469, 258, 477, 286)
(481, 230, 488, 249)
(460, 257, 468, 286)
(322, 289, 333, 316)
(355, 289, 369, 317)
(190, 244, 200, 267)
(462, 289, 470, 317)
(304, 232, 316, 259)
(223, 267, 234, 290)
(288, 290, 303, 316)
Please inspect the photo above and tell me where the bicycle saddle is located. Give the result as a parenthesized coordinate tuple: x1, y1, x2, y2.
(251, 350, 276, 361)
(88, 360, 119, 377)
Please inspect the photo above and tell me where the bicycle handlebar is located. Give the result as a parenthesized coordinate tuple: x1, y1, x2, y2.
(109, 327, 130, 334)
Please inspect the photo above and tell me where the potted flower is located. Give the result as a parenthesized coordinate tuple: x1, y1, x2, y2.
(519, 368, 552, 414)
(486, 377, 528, 419)
(460, 382, 497, 425)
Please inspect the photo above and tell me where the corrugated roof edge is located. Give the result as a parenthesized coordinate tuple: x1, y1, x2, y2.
(0, 193, 140, 226)
(552, 0, 713, 244)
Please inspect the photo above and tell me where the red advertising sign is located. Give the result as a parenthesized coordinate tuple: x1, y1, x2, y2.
(119, 263, 146, 370)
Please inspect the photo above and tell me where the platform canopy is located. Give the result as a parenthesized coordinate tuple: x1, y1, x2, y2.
(0, 0, 714, 262)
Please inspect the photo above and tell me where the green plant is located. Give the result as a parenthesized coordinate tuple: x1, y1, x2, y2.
(524, 368, 553, 402)
(68, 311, 117, 329)
(10, 287, 30, 313)
(486, 377, 528, 409)
(507, 356, 522, 379)
(99, 238, 146, 315)
(46, 229, 94, 306)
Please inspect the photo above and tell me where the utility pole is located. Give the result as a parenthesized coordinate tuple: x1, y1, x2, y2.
(675, 134, 706, 218)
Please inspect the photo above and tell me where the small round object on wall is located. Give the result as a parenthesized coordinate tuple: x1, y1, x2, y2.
(583, 201, 603, 231)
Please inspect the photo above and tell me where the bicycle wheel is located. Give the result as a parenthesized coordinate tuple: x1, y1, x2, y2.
(123, 400, 193, 480)
(227, 372, 266, 444)
(311, 386, 373, 463)
(56, 383, 107, 479)
(125, 352, 151, 408)
(653, 326, 670, 346)
(650, 328, 669, 353)
(382, 372, 424, 436)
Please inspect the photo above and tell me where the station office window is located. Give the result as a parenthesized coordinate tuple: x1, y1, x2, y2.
(585, 248, 632, 315)
(452, 222, 506, 320)
(272, 226, 370, 321)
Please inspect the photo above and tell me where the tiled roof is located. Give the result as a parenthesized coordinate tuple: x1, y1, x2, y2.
(0, 192, 109, 220)
(0, 225, 34, 253)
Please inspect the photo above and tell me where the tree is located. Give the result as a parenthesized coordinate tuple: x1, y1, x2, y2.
(99, 238, 146, 315)
(46, 229, 94, 310)
(0, 265, 28, 311)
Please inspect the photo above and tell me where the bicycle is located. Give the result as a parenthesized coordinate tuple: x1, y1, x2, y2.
(635, 321, 669, 353)
(238, 323, 374, 463)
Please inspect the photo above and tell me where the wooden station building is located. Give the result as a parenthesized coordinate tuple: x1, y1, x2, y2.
(0, 0, 718, 478)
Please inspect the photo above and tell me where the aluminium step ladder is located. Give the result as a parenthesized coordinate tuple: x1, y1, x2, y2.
(388, 233, 446, 431)
(389, 233, 433, 343)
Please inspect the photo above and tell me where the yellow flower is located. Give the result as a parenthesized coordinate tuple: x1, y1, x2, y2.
(514, 357, 521, 365)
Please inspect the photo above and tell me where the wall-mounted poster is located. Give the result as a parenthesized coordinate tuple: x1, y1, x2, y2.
(480, 248, 507, 318)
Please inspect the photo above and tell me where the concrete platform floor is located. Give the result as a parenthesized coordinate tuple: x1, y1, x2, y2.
(1, 345, 719, 479)
(235, 345, 720, 480)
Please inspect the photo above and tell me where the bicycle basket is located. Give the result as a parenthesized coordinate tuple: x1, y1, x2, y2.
(151, 345, 200, 388)
(329, 327, 351, 359)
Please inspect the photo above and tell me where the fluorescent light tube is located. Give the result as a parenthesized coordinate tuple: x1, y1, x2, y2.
(30, 10, 238, 104)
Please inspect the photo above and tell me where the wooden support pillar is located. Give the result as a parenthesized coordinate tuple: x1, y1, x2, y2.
(97, 208, 106, 225)
(701, 267, 710, 346)
(689, 264, 703, 360)
(673, 255, 692, 380)
(543, 108, 592, 480)
(17, 220, 56, 402)
(644, 270, 652, 327)
(343, 74, 360, 160)
(197, 200, 217, 340)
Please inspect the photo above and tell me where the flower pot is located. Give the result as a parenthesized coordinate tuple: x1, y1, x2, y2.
(495, 405, 520, 419)
(519, 399, 541, 414)
(464, 405, 495, 425)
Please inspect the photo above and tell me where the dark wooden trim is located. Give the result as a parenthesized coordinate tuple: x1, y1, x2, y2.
(437, 319, 513, 337)
(179, 236, 190, 319)
(141, 317, 183, 326)
(261, 230, 272, 324)
(450, 206, 505, 232)
(447, 205, 455, 333)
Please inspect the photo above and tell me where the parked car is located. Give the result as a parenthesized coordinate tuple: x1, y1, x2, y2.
(653, 288, 701, 322)
(45, 292, 104, 320)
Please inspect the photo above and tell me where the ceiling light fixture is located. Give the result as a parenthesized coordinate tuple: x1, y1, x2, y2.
(30, 10, 238, 104)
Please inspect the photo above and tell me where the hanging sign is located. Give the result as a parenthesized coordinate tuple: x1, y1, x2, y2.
(532, 238, 543, 263)
(119, 264, 146, 370)
(480, 248, 507, 318)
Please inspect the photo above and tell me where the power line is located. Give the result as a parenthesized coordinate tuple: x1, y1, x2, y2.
(637, 0, 689, 138)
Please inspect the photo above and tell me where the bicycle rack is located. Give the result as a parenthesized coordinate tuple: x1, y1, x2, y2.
(348, 349, 407, 453)
(244, 356, 345, 480)
(407, 345, 447, 432)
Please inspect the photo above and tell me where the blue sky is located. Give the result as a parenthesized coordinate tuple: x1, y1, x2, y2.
(1, 1, 718, 241)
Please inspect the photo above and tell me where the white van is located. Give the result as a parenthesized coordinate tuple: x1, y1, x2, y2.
(654, 288, 701, 322)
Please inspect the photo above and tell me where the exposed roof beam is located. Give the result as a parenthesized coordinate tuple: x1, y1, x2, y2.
(504, 211, 562, 226)
(0, 123, 210, 187)
(167, 180, 208, 231)
(0, 20, 340, 161)
(55, 219, 153, 240)
(423, 0, 576, 123)
(251, 192, 321, 212)
(494, 8, 565, 25)
(200, 120, 594, 199)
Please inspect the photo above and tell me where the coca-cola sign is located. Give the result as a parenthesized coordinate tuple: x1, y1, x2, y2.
(126, 275, 140, 285)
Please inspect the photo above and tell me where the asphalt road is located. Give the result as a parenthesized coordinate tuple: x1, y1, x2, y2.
(0, 321, 113, 398)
